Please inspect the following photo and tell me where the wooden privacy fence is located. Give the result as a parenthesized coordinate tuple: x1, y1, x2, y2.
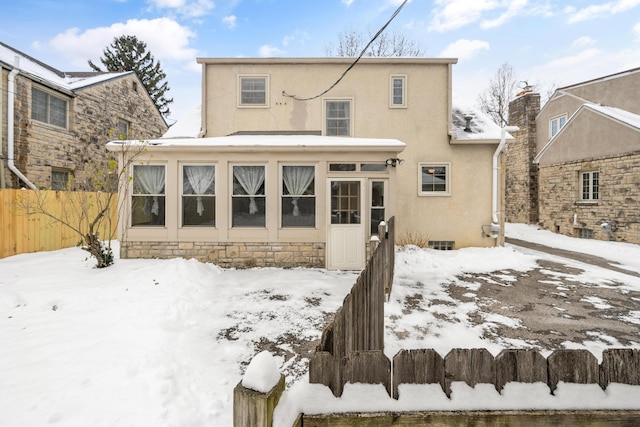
(309, 217, 395, 396)
(0, 189, 118, 259)
(315, 347, 640, 399)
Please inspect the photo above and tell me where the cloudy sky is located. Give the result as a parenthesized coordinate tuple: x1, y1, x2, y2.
(2, 0, 639, 124)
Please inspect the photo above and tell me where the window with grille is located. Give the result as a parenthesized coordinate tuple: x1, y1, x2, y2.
(390, 75, 407, 108)
(32, 87, 68, 128)
(420, 164, 450, 195)
(239, 76, 268, 107)
(428, 241, 454, 250)
(550, 114, 567, 138)
(325, 99, 352, 136)
(580, 171, 599, 201)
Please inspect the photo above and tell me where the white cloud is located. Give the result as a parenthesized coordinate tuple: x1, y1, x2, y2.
(572, 36, 595, 48)
(342, 0, 355, 6)
(567, 0, 640, 24)
(223, 15, 237, 29)
(439, 39, 490, 62)
(428, 0, 501, 32)
(47, 18, 198, 69)
(282, 30, 310, 47)
(481, 0, 528, 29)
(146, 0, 215, 18)
(259, 44, 285, 57)
(634, 22, 640, 42)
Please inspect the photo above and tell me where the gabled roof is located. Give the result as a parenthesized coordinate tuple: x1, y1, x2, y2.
(0, 41, 132, 93)
(557, 67, 640, 92)
(534, 103, 640, 163)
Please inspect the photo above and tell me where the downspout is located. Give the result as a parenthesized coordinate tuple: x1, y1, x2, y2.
(491, 125, 519, 226)
(0, 67, 5, 188)
(7, 57, 37, 190)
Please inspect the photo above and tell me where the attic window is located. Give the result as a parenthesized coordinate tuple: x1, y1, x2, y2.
(132, 82, 138, 92)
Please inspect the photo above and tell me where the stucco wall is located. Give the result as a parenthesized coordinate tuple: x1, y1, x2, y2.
(538, 152, 640, 244)
(2, 71, 167, 189)
(198, 58, 499, 249)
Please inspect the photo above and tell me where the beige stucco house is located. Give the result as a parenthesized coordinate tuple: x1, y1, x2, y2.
(507, 67, 640, 244)
(0, 41, 168, 190)
(109, 57, 510, 269)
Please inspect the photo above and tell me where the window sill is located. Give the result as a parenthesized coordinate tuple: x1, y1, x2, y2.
(419, 192, 451, 197)
(575, 201, 598, 206)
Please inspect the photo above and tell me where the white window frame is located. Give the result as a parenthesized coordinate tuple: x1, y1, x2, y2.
(231, 164, 267, 228)
(180, 163, 217, 228)
(237, 74, 270, 108)
(131, 163, 167, 227)
(280, 164, 317, 229)
(323, 98, 353, 137)
(369, 179, 388, 236)
(549, 114, 567, 138)
(580, 170, 599, 202)
(31, 86, 68, 128)
(418, 163, 451, 196)
(389, 75, 407, 108)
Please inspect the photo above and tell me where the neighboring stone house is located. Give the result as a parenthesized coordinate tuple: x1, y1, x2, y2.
(109, 57, 510, 269)
(0, 42, 167, 190)
(506, 67, 640, 244)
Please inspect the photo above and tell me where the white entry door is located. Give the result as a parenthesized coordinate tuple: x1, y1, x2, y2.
(327, 179, 365, 270)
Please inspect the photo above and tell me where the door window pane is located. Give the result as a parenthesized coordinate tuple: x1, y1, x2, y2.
(331, 181, 360, 224)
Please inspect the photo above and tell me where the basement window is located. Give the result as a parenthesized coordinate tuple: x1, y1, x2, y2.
(428, 241, 454, 250)
(576, 228, 594, 239)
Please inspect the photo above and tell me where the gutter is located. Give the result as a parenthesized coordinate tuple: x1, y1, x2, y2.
(7, 57, 37, 190)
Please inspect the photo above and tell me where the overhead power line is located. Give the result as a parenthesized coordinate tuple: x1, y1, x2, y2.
(282, 0, 409, 102)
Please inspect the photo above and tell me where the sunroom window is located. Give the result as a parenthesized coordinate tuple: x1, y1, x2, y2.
(132, 164, 166, 226)
(182, 165, 216, 226)
(282, 166, 316, 228)
(232, 165, 266, 227)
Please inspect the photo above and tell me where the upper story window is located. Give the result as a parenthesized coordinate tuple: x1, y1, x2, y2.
(116, 120, 129, 140)
(390, 75, 407, 108)
(282, 165, 316, 228)
(32, 87, 68, 128)
(325, 99, 352, 137)
(238, 75, 269, 107)
(419, 163, 450, 196)
(550, 114, 567, 138)
(580, 170, 599, 201)
(131, 164, 166, 226)
(182, 165, 216, 227)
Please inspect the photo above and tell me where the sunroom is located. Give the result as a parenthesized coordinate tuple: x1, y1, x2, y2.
(107, 135, 405, 270)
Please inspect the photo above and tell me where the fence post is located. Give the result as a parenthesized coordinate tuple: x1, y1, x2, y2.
(233, 374, 286, 427)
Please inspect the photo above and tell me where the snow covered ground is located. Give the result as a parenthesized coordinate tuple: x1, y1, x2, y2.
(1, 223, 639, 426)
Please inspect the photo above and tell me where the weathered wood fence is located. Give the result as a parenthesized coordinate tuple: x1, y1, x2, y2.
(309, 217, 395, 396)
(0, 189, 118, 259)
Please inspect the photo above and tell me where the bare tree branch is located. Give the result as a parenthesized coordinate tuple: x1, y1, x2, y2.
(477, 62, 519, 127)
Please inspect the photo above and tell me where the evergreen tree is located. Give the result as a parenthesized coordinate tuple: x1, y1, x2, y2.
(89, 35, 173, 117)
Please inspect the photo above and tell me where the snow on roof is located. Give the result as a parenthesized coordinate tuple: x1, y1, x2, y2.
(0, 42, 131, 93)
(450, 97, 508, 142)
(162, 104, 202, 138)
(107, 134, 406, 151)
(586, 104, 640, 129)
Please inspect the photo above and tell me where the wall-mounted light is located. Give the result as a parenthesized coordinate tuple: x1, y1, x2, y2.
(385, 158, 405, 167)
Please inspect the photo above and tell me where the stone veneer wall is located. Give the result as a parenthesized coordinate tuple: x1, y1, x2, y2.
(506, 91, 540, 224)
(538, 152, 640, 244)
(5, 73, 167, 189)
(121, 241, 326, 269)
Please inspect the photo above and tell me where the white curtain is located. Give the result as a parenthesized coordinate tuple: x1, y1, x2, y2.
(234, 166, 265, 214)
(185, 166, 215, 216)
(135, 166, 165, 215)
(283, 166, 314, 216)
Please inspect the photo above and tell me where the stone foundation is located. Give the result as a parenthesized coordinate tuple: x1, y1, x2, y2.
(121, 240, 325, 268)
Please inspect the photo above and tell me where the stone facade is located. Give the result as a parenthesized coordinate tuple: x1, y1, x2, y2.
(538, 152, 640, 244)
(3, 71, 167, 189)
(121, 240, 326, 269)
(505, 91, 540, 224)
